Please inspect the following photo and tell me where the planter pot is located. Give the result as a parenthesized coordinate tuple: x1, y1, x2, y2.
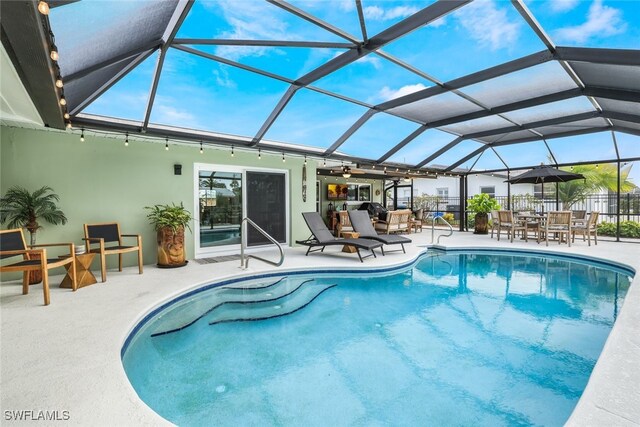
(474, 213, 489, 234)
(157, 226, 188, 268)
(28, 252, 43, 284)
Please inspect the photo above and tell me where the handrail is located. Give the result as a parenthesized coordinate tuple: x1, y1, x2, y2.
(429, 215, 454, 244)
(240, 217, 284, 269)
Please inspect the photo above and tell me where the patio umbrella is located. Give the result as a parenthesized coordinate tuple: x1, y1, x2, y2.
(505, 164, 585, 214)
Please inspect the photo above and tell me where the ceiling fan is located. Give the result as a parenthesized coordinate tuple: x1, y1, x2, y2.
(327, 165, 366, 178)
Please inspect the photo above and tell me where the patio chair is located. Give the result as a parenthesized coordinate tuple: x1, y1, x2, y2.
(83, 222, 143, 282)
(542, 211, 572, 247)
(336, 211, 353, 237)
(497, 210, 528, 243)
(375, 209, 411, 234)
(490, 210, 500, 238)
(349, 210, 411, 254)
(572, 210, 587, 226)
(296, 212, 383, 262)
(0, 228, 76, 305)
(572, 211, 599, 246)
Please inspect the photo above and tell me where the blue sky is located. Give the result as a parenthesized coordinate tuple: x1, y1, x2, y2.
(51, 0, 639, 184)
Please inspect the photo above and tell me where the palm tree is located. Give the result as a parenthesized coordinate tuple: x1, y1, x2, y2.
(0, 186, 67, 245)
(557, 163, 635, 209)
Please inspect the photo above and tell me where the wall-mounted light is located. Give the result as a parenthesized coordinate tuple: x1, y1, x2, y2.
(37, 1, 50, 15)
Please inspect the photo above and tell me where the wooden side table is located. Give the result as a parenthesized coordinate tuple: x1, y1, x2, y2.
(60, 253, 98, 289)
(340, 231, 360, 253)
(409, 219, 423, 233)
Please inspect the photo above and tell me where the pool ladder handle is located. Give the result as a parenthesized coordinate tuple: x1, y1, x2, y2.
(240, 217, 285, 269)
(429, 215, 454, 244)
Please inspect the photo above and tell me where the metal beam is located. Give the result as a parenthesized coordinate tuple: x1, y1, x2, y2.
(267, 0, 361, 44)
(415, 136, 464, 168)
(142, 48, 167, 130)
(601, 111, 640, 124)
(70, 49, 156, 115)
(355, 0, 368, 42)
(295, 0, 467, 86)
(324, 110, 377, 155)
(584, 87, 640, 103)
(161, 0, 194, 45)
(63, 41, 161, 83)
(491, 126, 610, 147)
(613, 126, 640, 138)
(377, 50, 553, 111)
(510, 0, 555, 51)
(462, 111, 601, 141)
(445, 146, 487, 171)
(462, 155, 640, 175)
(172, 39, 354, 48)
(250, 85, 300, 146)
(555, 46, 640, 66)
(0, 1, 65, 128)
(377, 125, 428, 163)
(171, 44, 295, 84)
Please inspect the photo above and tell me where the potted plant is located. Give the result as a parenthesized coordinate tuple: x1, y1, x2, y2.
(0, 186, 68, 284)
(467, 193, 501, 234)
(145, 203, 192, 268)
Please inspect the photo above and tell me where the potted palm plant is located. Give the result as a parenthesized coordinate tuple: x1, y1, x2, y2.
(145, 203, 192, 268)
(0, 186, 68, 283)
(467, 193, 501, 234)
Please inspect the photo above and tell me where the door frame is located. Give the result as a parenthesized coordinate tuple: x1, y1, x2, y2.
(193, 163, 290, 258)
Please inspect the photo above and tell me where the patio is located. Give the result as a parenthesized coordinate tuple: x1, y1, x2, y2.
(1, 231, 639, 426)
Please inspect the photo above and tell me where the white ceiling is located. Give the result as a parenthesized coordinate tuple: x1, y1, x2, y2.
(0, 43, 43, 128)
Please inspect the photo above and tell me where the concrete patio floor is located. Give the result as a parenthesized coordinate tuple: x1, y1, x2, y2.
(1, 230, 639, 426)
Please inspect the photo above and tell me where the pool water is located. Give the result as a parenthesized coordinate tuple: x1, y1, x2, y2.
(123, 251, 632, 426)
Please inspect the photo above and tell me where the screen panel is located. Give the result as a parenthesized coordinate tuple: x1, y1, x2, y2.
(246, 171, 287, 246)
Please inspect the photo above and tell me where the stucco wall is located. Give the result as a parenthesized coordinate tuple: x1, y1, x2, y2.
(0, 126, 316, 273)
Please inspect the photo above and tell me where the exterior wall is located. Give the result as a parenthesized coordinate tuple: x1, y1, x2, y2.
(0, 126, 316, 274)
(317, 175, 385, 219)
(413, 175, 535, 197)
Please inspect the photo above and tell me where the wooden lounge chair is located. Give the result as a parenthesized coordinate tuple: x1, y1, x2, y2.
(0, 228, 76, 305)
(83, 222, 143, 282)
(349, 210, 411, 254)
(296, 212, 383, 262)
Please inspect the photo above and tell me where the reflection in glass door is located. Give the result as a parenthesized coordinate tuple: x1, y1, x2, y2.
(198, 171, 242, 248)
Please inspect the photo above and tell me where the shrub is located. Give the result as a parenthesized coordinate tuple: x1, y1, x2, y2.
(597, 221, 640, 238)
(443, 213, 455, 222)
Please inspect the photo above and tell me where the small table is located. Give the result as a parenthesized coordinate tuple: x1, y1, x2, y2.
(409, 219, 422, 233)
(340, 231, 360, 253)
(60, 253, 97, 289)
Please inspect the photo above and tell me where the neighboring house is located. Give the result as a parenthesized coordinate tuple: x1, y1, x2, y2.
(412, 173, 535, 200)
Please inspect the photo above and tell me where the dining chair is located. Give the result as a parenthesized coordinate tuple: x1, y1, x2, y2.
(490, 210, 500, 238)
(497, 210, 527, 243)
(572, 211, 599, 246)
(543, 211, 572, 247)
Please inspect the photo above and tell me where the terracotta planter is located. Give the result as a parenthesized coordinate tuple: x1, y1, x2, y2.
(474, 213, 489, 234)
(27, 252, 43, 284)
(156, 226, 188, 268)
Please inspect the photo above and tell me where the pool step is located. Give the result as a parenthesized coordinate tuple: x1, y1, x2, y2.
(151, 277, 331, 336)
(207, 282, 337, 325)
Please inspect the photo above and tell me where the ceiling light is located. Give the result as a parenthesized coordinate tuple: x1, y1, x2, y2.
(342, 172, 351, 178)
(55, 77, 63, 88)
(403, 176, 411, 183)
(37, 1, 50, 15)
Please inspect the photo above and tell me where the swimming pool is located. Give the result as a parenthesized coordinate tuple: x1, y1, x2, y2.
(122, 250, 633, 426)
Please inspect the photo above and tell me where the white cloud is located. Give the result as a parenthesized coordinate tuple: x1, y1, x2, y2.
(363, 5, 419, 21)
(212, 68, 236, 89)
(549, 0, 580, 12)
(153, 97, 200, 127)
(454, 0, 521, 50)
(378, 83, 427, 101)
(554, 0, 627, 43)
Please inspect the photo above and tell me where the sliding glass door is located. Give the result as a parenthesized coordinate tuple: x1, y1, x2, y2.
(195, 164, 289, 257)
